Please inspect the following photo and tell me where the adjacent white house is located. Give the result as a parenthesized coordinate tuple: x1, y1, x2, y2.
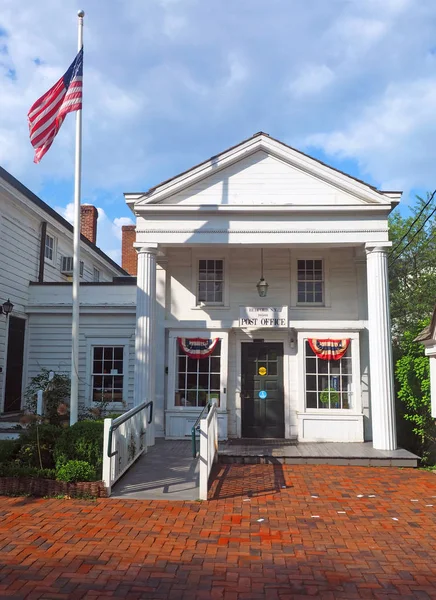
(415, 307, 436, 418)
(0, 166, 128, 415)
(22, 132, 402, 451)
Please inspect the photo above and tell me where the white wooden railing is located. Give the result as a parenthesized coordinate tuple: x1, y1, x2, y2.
(102, 401, 153, 496)
(199, 402, 218, 500)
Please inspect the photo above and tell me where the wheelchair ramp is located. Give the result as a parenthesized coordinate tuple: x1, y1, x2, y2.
(111, 439, 199, 501)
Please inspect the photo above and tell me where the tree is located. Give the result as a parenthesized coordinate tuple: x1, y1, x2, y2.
(389, 194, 436, 338)
(388, 194, 436, 460)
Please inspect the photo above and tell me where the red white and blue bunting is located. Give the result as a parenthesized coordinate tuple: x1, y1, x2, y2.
(308, 338, 350, 361)
(178, 337, 219, 359)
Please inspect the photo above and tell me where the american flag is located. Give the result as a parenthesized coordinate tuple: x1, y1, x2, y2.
(28, 48, 83, 163)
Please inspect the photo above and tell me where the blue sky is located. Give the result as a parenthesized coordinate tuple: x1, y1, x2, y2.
(1, 0, 436, 262)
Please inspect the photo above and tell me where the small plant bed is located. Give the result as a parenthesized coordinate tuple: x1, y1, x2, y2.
(0, 370, 112, 499)
(0, 420, 107, 499)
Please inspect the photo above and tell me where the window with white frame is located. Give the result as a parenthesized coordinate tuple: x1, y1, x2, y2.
(91, 346, 124, 402)
(175, 341, 221, 407)
(197, 259, 224, 304)
(305, 340, 352, 409)
(45, 233, 55, 262)
(297, 259, 324, 304)
(93, 267, 100, 282)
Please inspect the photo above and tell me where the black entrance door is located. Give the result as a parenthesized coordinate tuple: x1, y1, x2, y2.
(4, 317, 26, 413)
(241, 342, 284, 438)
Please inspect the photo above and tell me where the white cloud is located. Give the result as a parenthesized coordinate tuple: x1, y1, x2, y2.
(305, 77, 436, 192)
(289, 64, 335, 97)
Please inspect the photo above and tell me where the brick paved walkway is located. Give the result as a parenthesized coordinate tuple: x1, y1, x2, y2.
(1, 465, 436, 599)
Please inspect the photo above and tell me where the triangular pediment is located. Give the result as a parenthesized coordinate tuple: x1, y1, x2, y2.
(128, 134, 398, 208)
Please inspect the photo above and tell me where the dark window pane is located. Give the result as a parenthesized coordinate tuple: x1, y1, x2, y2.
(93, 375, 102, 388)
(114, 347, 123, 360)
(113, 376, 123, 389)
(210, 357, 220, 372)
(198, 374, 209, 389)
(187, 390, 197, 406)
(93, 360, 102, 374)
(306, 392, 317, 408)
(198, 358, 210, 372)
(306, 342, 315, 356)
(186, 373, 198, 388)
(104, 347, 113, 360)
(178, 356, 186, 372)
(178, 374, 185, 390)
(187, 357, 197, 372)
(199, 260, 206, 269)
(94, 347, 103, 360)
(315, 260, 322, 270)
(114, 360, 123, 374)
(306, 375, 317, 391)
(210, 374, 220, 389)
(314, 292, 323, 303)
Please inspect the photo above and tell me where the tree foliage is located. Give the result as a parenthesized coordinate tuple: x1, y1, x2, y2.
(389, 194, 436, 338)
(389, 194, 436, 460)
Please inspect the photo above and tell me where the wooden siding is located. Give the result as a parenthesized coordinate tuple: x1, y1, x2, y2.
(26, 313, 136, 411)
(161, 151, 373, 206)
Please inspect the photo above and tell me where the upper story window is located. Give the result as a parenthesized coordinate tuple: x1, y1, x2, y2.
(297, 259, 323, 304)
(197, 259, 224, 305)
(93, 267, 100, 282)
(45, 233, 55, 262)
(80, 261, 84, 277)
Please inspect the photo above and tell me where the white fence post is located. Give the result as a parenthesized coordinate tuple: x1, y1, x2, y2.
(199, 416, 208, 501)
(102, 417, 112, 496)
(198, 404, 218, 501)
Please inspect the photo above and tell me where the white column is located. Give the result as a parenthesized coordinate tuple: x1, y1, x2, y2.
(366, 243, 397, 450)
(134, 245, 157, 409)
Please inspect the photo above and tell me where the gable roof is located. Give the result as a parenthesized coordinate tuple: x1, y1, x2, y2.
(0, 166, 128, 276)
(415, 305, 436, 342)
(125, 132, 402, 206)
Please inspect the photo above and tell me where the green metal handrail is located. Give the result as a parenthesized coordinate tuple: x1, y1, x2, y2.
(107, 401, 153, 458)
(191, 402, 213, 458)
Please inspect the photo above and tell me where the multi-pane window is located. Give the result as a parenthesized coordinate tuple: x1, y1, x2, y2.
(92, 346, 124, 402)
(93, 267, 100, 282)
(198, 259, 224, 304)
(297, 259, 323, 304)
(175, 341, 221, 407)
(80, 261, 84, 277)
(45, 234, 55, 261)
(305, 341, 352, 409)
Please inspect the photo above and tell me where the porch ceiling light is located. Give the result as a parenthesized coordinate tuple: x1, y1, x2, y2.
(256, 249, 269, 298)
(0, 299, 14, 316)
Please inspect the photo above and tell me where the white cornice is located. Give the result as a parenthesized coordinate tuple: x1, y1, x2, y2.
(135, 204, 391, 215)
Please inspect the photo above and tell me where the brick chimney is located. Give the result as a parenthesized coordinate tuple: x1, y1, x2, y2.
(122, 225, 137, 276)
(80, 205, 98, 244)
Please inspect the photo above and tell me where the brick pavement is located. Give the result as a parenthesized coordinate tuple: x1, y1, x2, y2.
(1, 465, 436, 599)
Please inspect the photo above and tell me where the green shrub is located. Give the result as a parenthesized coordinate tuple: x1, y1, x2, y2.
(17, 424, 63, 469)
(0, 463, 56, 479)
(0, 440, 20, 462)
(319, 387, 340, 407)
(56, 460, 96, 482)
(54, 420, 104, 477)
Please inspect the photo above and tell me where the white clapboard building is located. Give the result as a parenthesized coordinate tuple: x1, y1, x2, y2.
(20, 133, 402, 450)
(0, 166, 128, 416)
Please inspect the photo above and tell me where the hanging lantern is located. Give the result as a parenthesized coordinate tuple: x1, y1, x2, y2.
(256, 249, 269, 297)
